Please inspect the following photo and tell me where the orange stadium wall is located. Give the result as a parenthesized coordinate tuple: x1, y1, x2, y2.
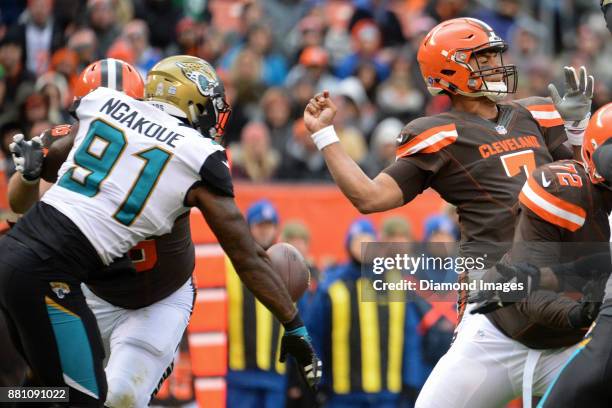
(189, 182, 445, 261)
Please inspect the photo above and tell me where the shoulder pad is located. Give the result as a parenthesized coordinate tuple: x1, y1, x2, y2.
(396, 116, 457, 159)
(519, 161, 587, 231)
(513, 96, 563, 128)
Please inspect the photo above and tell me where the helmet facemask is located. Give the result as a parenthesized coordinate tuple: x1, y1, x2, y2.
(192, 92, 232, 146)
(458, 43, 518, 102)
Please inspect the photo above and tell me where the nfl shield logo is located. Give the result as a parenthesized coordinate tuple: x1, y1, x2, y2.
(495, 125, 507, 135)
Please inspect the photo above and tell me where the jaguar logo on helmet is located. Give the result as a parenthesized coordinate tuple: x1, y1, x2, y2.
(176, 61, 219, 97)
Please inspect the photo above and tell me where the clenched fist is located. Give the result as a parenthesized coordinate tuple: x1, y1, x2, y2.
(304, 91, 337, 134)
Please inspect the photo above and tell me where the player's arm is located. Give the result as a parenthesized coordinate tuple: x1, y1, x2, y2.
(189, 186, 296, 321)
(41, 124, 77, 182)
(304, 92, 434, 213)
(8, 125, 77, 213)
(187, 182, 322, 386)
(7, 174, 53, 214)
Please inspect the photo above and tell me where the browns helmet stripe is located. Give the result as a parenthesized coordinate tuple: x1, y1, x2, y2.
(115, 59, 123, 91)
(100, 59, 108, 87)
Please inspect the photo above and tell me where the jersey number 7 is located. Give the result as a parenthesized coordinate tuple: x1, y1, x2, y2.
(58, 119, 173, 226)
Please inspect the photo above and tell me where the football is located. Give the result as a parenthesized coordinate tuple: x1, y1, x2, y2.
(266, 243, 310, 302)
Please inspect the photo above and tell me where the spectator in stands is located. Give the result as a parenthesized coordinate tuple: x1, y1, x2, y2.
(376, 54, 425, 122)
(335, 20, 390, 81)
(289, 76, 317, 121)
(224, 48, 266, 146)
(348, 0, 405, 47)
(423, 0, 469, 23)
(231, 122, 279, 182)
(309, 219, 406, 407)
(50, 47, 79, 94)
(361, 117, 403, 178)
(133, 0, 182, 50)
(67, 28, 98, 72)
(8, 0, 64, 75)
(226, 200, 287, 408)
(471, 0, 522, 42)
(380, 215, 414, 244)
(87, 0, 121, 58)
(285, 46, 338, 92)
(333, 79, 369, 161)
(0, 34, 35, 118)
(35, 71, 70, 124)
(286, 15, 326, 63)
(403, 213, 459, 405)
(166, 17, 198, 57)
(261, 87, 293, 155)
(120, 19, 161, 77)
(19, 91, 49, 136)
(276, 118, 330, 181)
(221, 23, 288, 87)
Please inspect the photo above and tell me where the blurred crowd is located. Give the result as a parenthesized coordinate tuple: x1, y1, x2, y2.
(1, 0, 611, 186)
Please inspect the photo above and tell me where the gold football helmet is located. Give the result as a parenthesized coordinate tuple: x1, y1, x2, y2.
(145, 55, 231, 140)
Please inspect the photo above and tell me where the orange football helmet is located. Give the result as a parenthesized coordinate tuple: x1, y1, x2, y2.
(582, 103, 612, 184)
(74, 58, 144, 99)
(417, 18, 517, 101)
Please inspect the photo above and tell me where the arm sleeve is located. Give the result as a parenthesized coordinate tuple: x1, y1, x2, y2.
(382, 120, 451, 204)
(179, 137, 234, 200)
(517, 291, 578, 329)
(197, 150, 234, 197)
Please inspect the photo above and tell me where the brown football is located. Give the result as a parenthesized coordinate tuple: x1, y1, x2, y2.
(266, 243, 310, 302)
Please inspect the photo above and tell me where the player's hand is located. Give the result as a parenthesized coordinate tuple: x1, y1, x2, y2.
(9, 133, 44, 182)
(304, 91, 337, 134)
(548, 66, 594, 124)
(470, 262, 541, 314)
(280, 324, 322, 389)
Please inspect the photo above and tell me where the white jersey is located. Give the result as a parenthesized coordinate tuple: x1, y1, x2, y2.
(42, 87, 233, 265)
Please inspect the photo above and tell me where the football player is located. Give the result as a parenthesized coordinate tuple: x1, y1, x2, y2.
(304, 17, 593, 408)
(8, 58, 200, 407)
(474, 104, 612, 408)
(0, 55, 321, 406)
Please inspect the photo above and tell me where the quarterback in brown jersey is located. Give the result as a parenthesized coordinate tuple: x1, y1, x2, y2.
(304, 17, 595, 408)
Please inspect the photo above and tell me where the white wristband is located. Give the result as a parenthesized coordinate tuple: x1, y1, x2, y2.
(310, 125, 340, 150)
(565, 129, 585, 146)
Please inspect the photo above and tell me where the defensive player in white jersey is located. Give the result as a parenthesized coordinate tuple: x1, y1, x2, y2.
(7, 58, 199, 407)
(0, 56, 322, 406)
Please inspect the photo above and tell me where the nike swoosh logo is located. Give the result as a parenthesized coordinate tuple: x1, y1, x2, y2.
(541, 173, 552, 188)
(222, 161, 230, 168)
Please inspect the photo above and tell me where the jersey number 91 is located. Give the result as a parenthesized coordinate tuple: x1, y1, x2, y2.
(58, 119, 172, 226)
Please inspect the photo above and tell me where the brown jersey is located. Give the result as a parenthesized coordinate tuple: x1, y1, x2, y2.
(384, 96, 569, 263)
(86, 212, 195, 309)
(489, 160, 611, 348)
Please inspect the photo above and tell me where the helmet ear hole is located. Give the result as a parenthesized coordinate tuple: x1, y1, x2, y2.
(441, 69, 455, 76)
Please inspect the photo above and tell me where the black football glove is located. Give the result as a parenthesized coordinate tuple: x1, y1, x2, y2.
(280, 317, 322, 389)
(9, 133, 44, 182)
(568, 276, 607, 329)
(470, 262, 540, 314)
